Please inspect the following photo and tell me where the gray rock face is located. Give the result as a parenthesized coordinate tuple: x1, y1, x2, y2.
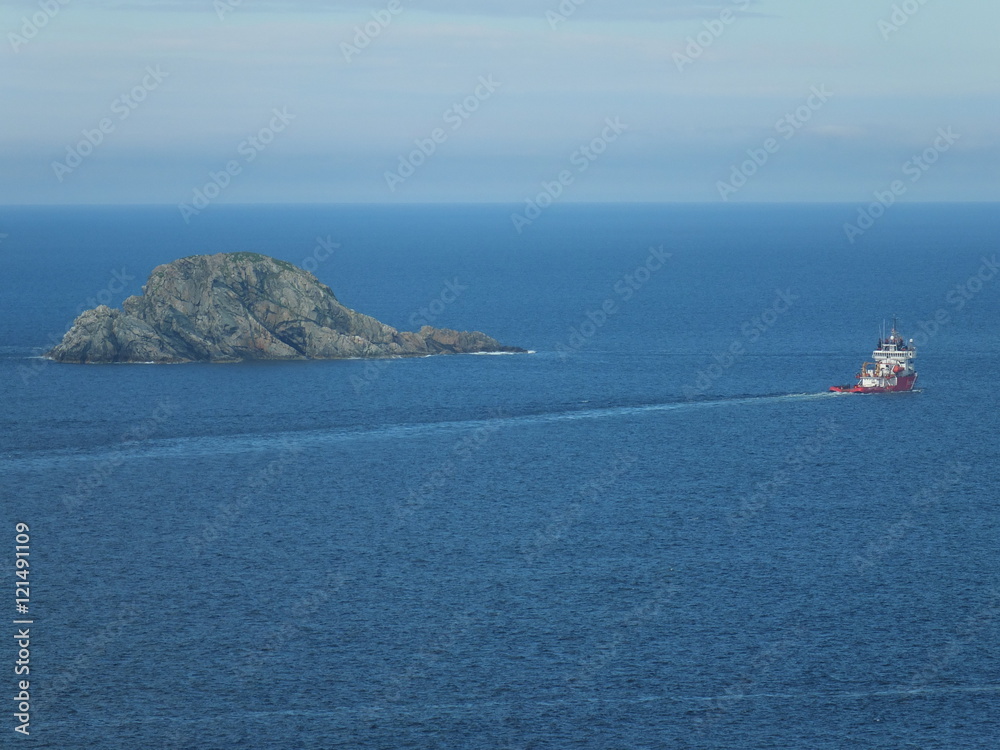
(47, 253, 524, 363)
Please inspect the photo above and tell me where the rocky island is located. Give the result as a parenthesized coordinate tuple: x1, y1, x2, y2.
(47, 253, 524, 363)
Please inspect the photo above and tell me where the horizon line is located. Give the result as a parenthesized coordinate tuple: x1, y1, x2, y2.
(2, 200, 998, 209)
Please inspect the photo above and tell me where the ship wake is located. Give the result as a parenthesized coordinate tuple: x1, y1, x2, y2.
(7, 392, 839, 468)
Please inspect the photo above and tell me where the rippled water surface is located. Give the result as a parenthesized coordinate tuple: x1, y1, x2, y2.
(2, 204, 999, 749)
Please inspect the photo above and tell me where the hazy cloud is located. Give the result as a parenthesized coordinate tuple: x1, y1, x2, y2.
(1, 0, 996, 204)
(57, 0, 766, 21)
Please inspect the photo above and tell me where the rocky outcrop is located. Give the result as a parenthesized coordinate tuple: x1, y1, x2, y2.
(47, 253, 524, 363)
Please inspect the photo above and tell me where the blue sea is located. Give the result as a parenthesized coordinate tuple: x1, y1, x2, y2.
(2, 204, 999, 749)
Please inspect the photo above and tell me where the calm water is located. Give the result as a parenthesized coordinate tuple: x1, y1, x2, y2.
(2, 204, 999, 749)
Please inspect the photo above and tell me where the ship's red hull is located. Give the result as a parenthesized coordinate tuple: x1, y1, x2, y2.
(829, 374, 917, 394)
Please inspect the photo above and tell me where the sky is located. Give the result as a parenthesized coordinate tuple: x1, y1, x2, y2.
(1, 0, 998, 204)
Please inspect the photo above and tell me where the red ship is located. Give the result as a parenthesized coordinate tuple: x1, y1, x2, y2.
(829, 319, 918, 394)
